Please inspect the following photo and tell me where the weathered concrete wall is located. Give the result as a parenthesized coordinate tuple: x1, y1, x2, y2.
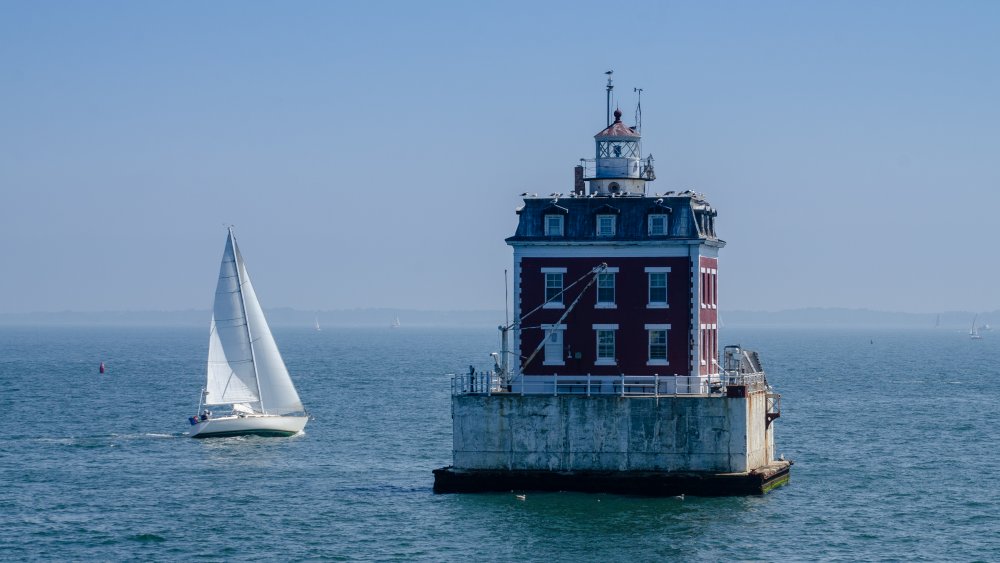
(452, 393, 771, 473)
(745, 391, 769, 469)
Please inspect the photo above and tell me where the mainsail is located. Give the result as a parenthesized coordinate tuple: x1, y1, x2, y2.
(204, 229, 304, 414)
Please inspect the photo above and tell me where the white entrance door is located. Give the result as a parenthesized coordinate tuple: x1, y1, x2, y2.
(544, 330, 563, 364)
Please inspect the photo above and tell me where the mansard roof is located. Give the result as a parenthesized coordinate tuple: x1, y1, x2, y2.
(507, 193, 723, 245)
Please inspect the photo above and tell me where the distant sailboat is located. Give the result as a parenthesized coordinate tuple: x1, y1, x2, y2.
(314, 315, 322, 332)
(934, 314, 940, 328)
(970, 315, 983, 340)
(188, 228, 308, 438)
(391, 315, 401, 329)
(99, 362, 105, 374)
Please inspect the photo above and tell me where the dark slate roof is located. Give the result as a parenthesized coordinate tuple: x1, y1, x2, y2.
(507, 194, 722, 244)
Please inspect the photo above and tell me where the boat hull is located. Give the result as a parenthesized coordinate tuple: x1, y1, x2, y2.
(189, 414, 307, 439)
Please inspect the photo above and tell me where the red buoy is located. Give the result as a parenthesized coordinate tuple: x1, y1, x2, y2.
(99, 362, 105, 374)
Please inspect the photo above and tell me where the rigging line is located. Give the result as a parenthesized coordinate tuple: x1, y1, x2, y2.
(514, 263, 608, 328)
(522, 264, 606, 369)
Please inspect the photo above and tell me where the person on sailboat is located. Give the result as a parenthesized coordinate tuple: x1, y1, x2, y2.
(201, 410, 211, 422)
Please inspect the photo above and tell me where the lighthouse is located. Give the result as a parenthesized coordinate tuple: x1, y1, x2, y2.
(434, 79, 790, 496)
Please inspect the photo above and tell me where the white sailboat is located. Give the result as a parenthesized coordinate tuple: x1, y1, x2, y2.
(970, 315, 983, 340)
(189, 228, 308, 438)
(314, 315, 322, 332)
(391, 315, 401, 329)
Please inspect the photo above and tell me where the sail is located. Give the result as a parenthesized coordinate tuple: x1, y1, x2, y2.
(232, 237, 305, 414)
(205, 231, 260, 406)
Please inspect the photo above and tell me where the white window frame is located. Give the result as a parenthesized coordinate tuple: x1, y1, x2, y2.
(593, 324, 618, 365)
(544, 214, 564, 236)
(542, 323, 566, 366)
(542, 267, 566, 309)
(645, 323, 671, 366)
(596, 215, 616, 237)
(648, 214, 668, 236)
(595, 267, 618, 309)
(645, 267, 670, 309)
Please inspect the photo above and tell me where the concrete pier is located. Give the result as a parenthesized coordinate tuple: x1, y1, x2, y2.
(434, 392, 788, 496)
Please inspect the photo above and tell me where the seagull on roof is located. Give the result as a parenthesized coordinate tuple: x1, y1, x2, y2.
(520, 192, 529, 196)
(665, 191, 675, 196)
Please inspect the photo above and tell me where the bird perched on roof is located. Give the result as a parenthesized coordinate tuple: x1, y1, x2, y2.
(520, 192, 529, 196)
(664, 191, 675, 196)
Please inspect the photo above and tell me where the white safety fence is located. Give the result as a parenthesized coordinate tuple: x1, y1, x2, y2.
(449, 370, 766, 397)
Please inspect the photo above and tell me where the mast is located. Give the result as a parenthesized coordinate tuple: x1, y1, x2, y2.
(230, 227, 265, 412)
(605, 70, 614, 127)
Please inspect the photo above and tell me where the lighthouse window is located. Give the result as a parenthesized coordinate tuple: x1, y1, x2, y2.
(596, 330, 616, 364)
(544, 273, 564, 306)
(648, 329, 668, 364)
(544, 215, 564, 236)
(648, 272, 668, 306)
(648, 214, 668, 236)
(596, 273, 616, 306)
(596, 215, 616, 237)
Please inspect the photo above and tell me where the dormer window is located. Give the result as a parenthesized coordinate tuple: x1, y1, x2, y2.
(596, 215, 616, 237)
(544, 215, 564, 236)
(648, 214, 668, 236)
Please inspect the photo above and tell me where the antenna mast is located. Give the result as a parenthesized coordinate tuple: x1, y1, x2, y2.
(634, 87, 643, 133)
(605, 70, 614, 127)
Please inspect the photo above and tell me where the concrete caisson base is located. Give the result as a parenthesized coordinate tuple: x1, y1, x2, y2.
(433, 461, 791, 497)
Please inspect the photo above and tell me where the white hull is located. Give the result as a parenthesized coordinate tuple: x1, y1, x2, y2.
(189, 414, 308, 439)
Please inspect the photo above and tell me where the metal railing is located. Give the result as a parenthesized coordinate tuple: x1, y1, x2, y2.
(449, 371, 742, 397)
(578, 158, 655, 181)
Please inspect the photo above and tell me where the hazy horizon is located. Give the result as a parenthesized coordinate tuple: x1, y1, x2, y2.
(3, 1, 998, 315)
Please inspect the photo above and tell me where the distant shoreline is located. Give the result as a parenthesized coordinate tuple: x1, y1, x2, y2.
(0, 307, 991, 329)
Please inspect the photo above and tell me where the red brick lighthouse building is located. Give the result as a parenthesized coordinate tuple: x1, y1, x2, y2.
(435, 80, 789, 496)
(508, 106, 720, 392)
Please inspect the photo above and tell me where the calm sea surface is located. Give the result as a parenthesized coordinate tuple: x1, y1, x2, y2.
(0, 325, 997, 561)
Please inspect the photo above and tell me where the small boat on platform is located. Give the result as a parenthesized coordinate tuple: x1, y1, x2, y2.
(188, 227, 308, 439)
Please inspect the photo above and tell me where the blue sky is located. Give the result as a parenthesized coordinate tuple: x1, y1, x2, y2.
(1, 1, 998, 314)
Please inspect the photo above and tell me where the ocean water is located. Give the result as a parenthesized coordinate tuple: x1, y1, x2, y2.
(0, 325, 997, 561)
